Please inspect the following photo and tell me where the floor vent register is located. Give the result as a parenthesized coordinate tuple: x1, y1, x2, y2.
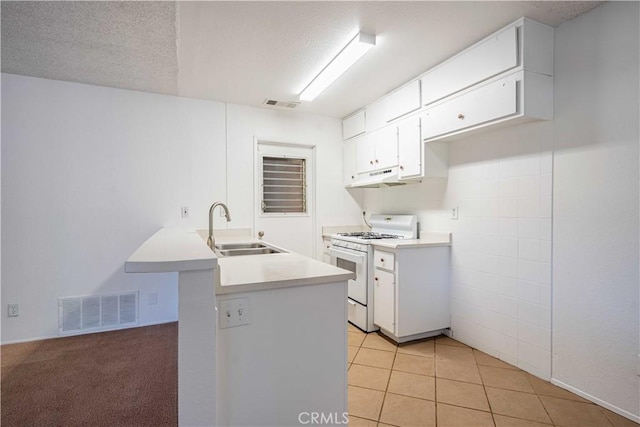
(58, 291, 138, 335)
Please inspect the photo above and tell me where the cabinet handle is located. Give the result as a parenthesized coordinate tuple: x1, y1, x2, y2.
(374, 277, 378, 281)
(370, 160, 374, 165)
(457, 113, 465, 120)
(399, 165, 404, 170)
(380, 258, 384, 262)
(375, 159, 379, 163)
(351, 175, 355, 179)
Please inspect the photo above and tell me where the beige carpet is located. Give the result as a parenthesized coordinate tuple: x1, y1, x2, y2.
(1, 322, 177, 426)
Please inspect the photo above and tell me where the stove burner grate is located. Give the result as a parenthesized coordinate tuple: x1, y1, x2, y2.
(337, 232, 402, 240)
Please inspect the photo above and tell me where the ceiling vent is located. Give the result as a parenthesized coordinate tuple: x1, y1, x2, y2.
(263, 99, 300, 109)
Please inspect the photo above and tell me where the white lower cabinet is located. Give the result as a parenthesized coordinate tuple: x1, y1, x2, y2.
(373, 269, 395, 333)
(372, 246, 450, 343)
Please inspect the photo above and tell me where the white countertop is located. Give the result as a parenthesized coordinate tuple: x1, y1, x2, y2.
(372, 233, 452, 249)
(207, 233, 355, 295)
(125, 228, 357, 292)
(125, 227, 218, 273)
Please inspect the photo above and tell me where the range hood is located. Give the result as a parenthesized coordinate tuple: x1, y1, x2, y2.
(348, 167, 417, 188)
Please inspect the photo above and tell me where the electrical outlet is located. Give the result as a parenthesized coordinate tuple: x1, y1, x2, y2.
(451, 206, 459, 220)
(8, 304, 19, 317)
(181, 206, 189, 218)
(218, 298, 250, 329)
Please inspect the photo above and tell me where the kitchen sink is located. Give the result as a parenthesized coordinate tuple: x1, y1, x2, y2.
(215, 243, 268, 250)
(217, 247, 281, 257)
(213, 242, 284, 257)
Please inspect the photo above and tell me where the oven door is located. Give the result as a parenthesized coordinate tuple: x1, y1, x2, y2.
(329, 246, 368, 305)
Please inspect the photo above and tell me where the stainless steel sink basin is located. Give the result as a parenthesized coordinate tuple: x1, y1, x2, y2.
(213, 241, 284, 257)
(215, 243, 268, 250)
(217, 247, 281, 257)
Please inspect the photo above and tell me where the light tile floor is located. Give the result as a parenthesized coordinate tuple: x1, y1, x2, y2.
(347, 324, 638, 427)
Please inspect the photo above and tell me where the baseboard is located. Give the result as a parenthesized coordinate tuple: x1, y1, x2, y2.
(1, 319, 177, 345)
(551, 378, 640, 424)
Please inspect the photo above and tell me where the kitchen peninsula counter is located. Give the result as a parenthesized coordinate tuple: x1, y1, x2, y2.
(202, 231, 355, 295)
(208, 230, 351, 426)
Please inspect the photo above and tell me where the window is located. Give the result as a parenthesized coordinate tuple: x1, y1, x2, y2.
(261, 156, 307, 214)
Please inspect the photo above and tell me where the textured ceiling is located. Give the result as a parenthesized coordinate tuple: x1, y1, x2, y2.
(2, 1, 604, 118)
(1, 1, 178, 95)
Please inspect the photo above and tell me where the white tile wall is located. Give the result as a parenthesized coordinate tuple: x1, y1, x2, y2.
(446, 122, 554, 379)
(362, 121, 554, 379)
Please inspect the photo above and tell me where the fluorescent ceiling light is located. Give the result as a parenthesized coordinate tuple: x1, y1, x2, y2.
(299, 32, 376, 102)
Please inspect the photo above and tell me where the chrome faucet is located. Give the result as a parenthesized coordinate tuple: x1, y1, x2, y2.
(207, 201, 232, 250)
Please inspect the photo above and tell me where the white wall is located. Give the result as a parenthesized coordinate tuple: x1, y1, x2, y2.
(446, 122, 554, 379)
(552, 1, 639, 419)
(223, 103, 363, 258)
(1, 74, 361, 343)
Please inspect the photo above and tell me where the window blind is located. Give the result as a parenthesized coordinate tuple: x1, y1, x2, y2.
(262, 156, 306, 214)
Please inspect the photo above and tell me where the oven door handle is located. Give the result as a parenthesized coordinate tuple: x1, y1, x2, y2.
(329, 247, 366, 264)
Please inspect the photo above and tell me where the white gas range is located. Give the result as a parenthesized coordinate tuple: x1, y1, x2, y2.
(329, 214, 418, 332)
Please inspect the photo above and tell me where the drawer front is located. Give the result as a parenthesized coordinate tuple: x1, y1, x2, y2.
(343, 110, 366, 140)
(422, 78, 517, 141)
(374, 249, 395, 271)
(347, 298, 368, 331)
(421, 26, 518, 106)
(385, 80, 421, 122)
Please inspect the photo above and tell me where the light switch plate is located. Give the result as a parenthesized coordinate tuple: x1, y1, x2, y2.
(219, 298, 250, 328)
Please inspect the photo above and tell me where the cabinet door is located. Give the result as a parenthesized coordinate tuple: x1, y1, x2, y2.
(422, 78, 517, 141)
(385, 80, 421, 122)
(373, 269, 395, 333)
(373, 125, 398, 170)
(355, 133, 376, 173)
(343, 139, 357, 186)
(421, 25, 518, 106)
(398, 116, 422, 179)
(343, 110, 366, 140)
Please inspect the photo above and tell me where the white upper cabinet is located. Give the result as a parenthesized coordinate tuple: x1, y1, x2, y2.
(421, 26, 518, 106)
(397, 116, 422, 179)
(374, 126, 399, 170)
(365, 99, 387, 133)
(343, 138, 357, 186)
(343, 110, 366, 140)
(342, 17, 553, 186)
(420, 19, 553, 108)
(385, 80, 422, 122)
(398, 115, 449, 180)
(356, 126, 398, 174)
(421, 70, 552, 142)
(422, 78, 517, 140)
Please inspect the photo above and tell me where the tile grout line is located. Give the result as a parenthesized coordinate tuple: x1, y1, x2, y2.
(376, 336, 399, 424)
(476, 355, 498, 427)
(525, 374, 558, 426)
